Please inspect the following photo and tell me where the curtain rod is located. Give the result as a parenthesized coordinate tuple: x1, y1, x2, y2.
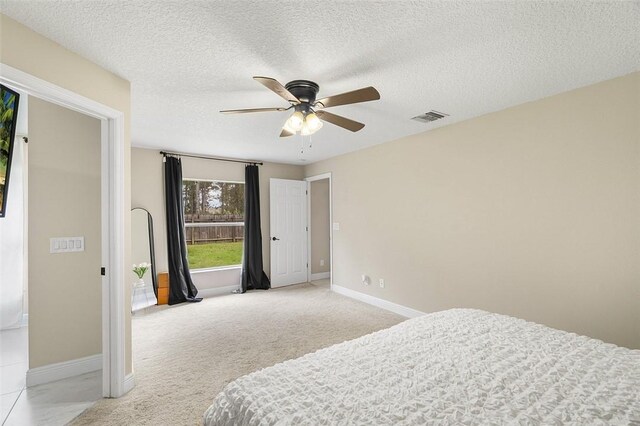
(160, 150, 263, 166)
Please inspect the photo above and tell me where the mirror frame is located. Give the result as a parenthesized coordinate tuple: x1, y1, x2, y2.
(131, 207, 158, 296)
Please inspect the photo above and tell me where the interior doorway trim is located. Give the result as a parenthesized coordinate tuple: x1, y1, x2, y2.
(304, 172, 333, 287)
(0, 63, 128, 398)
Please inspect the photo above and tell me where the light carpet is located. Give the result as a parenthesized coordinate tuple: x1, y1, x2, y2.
(71, 281, 403, 425)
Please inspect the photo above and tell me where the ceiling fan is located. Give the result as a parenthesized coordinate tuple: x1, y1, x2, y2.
(220, 77, 380, 137)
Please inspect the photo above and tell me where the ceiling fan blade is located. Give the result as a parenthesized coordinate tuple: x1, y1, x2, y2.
(220, 107, 288, 114)
(316, 110, 365, 132)
(280, 128, 295, 137)
(253, 76, 300, 104)
(315, 86, 380, 109)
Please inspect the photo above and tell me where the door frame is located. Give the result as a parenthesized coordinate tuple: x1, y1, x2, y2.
(0, 64, 128, 398)
(304, 173, 333, 287)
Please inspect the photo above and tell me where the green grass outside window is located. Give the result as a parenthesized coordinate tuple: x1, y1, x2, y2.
(187, 241, 243, 269)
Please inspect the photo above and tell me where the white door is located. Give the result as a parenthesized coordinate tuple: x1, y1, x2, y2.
(270, 179, 308, 287)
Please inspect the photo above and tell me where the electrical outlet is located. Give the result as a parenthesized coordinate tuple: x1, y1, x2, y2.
(379, 278, 385, 288)
(320, 259, 325, 266)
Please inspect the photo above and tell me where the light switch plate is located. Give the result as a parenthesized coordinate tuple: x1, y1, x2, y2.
(50, 237, 84, 253)
(333, 222, 340, 231)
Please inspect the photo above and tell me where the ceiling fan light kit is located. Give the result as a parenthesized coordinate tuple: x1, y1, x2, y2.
(303, 112, 323, 133)
(221, 76, 380, 138)
(284, 110, 323, 136)
(285, 111, 305, 132)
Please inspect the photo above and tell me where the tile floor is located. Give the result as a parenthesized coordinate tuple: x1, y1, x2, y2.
(0, 327, 101, 425)
(1, 327, 28, 424)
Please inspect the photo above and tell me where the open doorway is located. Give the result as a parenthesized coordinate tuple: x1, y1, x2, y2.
(2, 64, 128, 401)
(306, 173, 332, 288)
(0, 63, 128, 423)
(0, 93, 103, 424)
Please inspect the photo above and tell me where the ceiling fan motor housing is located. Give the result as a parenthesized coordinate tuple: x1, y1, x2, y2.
(285, 80, 319, 109)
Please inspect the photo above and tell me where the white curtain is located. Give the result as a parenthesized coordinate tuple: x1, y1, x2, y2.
(0, 136, 26, 330)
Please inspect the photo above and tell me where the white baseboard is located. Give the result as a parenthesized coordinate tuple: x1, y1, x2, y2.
(26, 354, 102, 387)
(332, 284, 425, 318)
(123, 372, 135, 394)
(310, 272, 331, 281)
(197, 285, 240, 298)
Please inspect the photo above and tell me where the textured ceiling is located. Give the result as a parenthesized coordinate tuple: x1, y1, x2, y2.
(1, 1, 639, 164)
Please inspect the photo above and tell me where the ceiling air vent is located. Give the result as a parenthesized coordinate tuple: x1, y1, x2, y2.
(411, 111, 449, 123)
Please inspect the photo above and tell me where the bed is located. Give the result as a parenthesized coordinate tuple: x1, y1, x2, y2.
(203, 309, 640, 425)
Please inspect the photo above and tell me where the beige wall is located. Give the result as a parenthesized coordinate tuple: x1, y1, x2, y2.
(131, 149, 166, 274)
(28, 97, 101, 368)
(1, 14, 133, 372)
(310, 179, 330, 274)
(131, 147, 304, 280)
(305, 72, 640, 349)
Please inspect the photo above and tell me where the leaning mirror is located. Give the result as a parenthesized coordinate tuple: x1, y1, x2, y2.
(131, 207, 158, 312)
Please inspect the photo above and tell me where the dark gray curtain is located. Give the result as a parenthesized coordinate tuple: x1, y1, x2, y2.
(164, 156, 202, 305)
(241, 165, 270, 293)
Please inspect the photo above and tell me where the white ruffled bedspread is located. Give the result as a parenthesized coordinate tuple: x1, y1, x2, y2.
(204, 309, 640, 425)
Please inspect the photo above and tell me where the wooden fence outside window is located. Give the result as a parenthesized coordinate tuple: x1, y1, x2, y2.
(184, 214, 244, 244)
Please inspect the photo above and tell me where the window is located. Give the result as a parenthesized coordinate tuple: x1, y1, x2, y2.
(182, 179, 244, 270)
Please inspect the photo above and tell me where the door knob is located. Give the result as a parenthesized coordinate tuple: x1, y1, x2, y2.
(272, 237, 280, 241)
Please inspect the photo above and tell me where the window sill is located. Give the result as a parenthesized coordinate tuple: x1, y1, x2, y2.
(190, 265, 242, 274)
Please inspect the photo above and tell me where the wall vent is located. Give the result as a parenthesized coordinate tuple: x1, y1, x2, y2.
(411, 111, 449, 123)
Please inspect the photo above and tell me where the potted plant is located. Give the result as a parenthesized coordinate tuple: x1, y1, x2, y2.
(132, 262, 151, 287)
